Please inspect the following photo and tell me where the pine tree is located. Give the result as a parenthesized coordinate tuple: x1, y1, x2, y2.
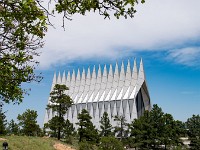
(129, 104, 183, 149)
(7, 119, 19, 135)
(76, 109, 98, 143)
(0, 104, 7, 135)
(129, 110, 152, 149)
(63, 119, 75, 138)
(149, 104, 165, 148)
(45, 116, 64, 138)
(186, 114, 200, 150)
(17, 109, 40, 136)
(99, 112, 113, 137)
(47, 84, 73, 140)
(114, 115, 128, 141)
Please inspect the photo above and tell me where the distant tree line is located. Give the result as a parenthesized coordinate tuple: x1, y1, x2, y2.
(0, 107, 42, 137)
(1, 84, 200, 150)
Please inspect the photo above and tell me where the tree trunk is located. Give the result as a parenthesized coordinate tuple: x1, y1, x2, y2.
(120, 120, 122, 141)
(58, 104, 61, 140)
(79, 125, 82, 142)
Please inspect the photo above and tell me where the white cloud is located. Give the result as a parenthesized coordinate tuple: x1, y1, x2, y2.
(38, 0, 200, 69)
(167, 47, 200, 66)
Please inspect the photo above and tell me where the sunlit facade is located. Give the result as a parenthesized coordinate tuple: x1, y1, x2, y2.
(44, 59, 151, 130)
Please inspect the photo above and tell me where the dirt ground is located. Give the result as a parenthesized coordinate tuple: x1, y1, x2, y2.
(53, 143, 76, 150)
(0, 138, 7, 141)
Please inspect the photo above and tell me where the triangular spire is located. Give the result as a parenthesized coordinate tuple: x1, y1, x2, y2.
(81, 68, 86, 81)
(107, 102, 111, 121)
(98, 65, 107, 101)
(73, 69, 81, 102)
(102, 64, 107, 83)
(57, 71, 61, 84)
(140, 58, 144, 74)
(135, 58, 145, 96)
(81, 67, 90, 101)
(79, 68, 86, 93)
(92, 65, 96, 78)
(103, 64, 113, 100)
(130, 99, 138, 120)
(114, 62, 119, 77)
(69, 70, 75, 96)
(93, 65, 102, 101)
(125, 100, 131, 124)
(109, 62, 119, 100)
(132, 58, 138, 80)
(96, 64, 102, 83)
(128, 58, 138, 98)
(71, 69, 76, 81)
(76, 68, 81, 81)
(120, 61, 125, 80)
(108, 64, 113, 80)
(122, 60, 131, 98)
(66, 71, 70, 83)
(65, 71, 71, 95)
(89, 65, 97, 92)
(52, 72, 57, 84)
(111, 102, 117, 126)
(61, 71, 66, 84)
(51, 72, 57, 91)
(87, 66, 91, 79)
(94, 104, 100, 129)
(116, 61, 125, 99)
(126, 60, 131, 82)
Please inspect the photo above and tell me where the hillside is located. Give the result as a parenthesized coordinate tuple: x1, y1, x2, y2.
(0, 136, 76, 150)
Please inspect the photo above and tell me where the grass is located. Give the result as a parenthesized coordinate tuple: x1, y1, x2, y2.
(0, 135, 59, 150)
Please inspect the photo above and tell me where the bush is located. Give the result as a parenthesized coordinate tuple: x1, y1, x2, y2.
(98, 136, 124, 150)
(79, 141, 96, 150)
(65, 135, 73, 144)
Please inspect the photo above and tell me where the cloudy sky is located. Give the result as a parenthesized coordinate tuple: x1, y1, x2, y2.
(4, 0, 200, 126)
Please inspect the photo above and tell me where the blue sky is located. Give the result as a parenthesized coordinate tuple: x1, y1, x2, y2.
(4, 0, 200, 126)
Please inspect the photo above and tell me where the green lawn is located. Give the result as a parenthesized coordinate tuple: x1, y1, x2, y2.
(0, 135, 57, 150)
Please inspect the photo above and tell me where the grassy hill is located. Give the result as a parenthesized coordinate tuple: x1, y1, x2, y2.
(0, 135, 75, 150)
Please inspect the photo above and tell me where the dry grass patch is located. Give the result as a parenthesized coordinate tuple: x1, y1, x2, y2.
(54, 143, 76, 150)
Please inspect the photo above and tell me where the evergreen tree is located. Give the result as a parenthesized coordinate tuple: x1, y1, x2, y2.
(44, 116, 64, 137)
(99, 112, 113, 137)
(76, 109, 98, 143)
(0, 104, 7, 135)
(63, 119, 75, 139)
(129, 110, 152, 149)
(149, 104, 165, 148)
(47, 84, 73, 140)
(17, 109, 40, 136)
(186, 114, 200, 150)
(98, 136, 124, 150)
(129, 104, 183, 149)
(114, 115, 128, 141)
(162, 113, 180, 149)
(175, 120, 187, 137)
(7, 119, 19, 135)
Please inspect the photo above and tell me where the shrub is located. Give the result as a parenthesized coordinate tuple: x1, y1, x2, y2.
(98, 136, 124, 150)
(79, 141, 96, 150)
